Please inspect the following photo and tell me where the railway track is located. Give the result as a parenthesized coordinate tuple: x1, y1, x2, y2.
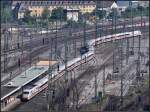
(12, 38, 117, 111)
(1, 22, 148, 82)
(1, 20, 149, 56)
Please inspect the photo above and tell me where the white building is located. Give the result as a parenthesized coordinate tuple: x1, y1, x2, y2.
(66, 9, 79, 21)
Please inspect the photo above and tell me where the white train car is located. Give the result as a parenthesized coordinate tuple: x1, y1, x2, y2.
(22, 76, 48, 100)
(88, 31, 141, 46)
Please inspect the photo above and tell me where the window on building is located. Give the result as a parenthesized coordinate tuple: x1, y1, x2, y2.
(119, 8, 122, 10)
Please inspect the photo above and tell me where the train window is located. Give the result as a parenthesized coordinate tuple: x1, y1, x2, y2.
(23, 92, 29, 94)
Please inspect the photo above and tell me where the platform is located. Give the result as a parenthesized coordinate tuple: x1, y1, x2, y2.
(4, 61, 57, 87)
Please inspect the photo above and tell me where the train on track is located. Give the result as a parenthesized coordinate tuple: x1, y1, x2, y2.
(21, 31, 141, 100)
(22, 76, 48, 100)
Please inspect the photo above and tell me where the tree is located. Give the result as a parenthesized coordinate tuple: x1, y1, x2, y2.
(83, 12, 91, 20)
(42, 8, 50, 20)
(1, 7, 13, 23)
(121, 5, 148, 18)
(23, 9, 36, 25)
(137, 5, 144, 11)
(107, 8, 119, 19)
(23, 9, 32, 22)
(1, 1, 12, 9)
(91, 9, 106, 19)
(50, 7, 66, 21)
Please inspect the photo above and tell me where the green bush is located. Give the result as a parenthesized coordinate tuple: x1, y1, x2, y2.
(1, 6, 13, 23)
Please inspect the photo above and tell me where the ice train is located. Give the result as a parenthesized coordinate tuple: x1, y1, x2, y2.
(22, 31, 141, 100)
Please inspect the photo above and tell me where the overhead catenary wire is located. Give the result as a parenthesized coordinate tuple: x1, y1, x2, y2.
(47, 12, 56, 112)
(94, 0, 98, 99)
(83, 2, 87, 47)
(130, 1, 135, 53)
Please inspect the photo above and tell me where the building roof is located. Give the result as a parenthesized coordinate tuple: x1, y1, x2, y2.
(4, 60, 58, 87)
(117, 1, 129, 7)
(97, 1, 114, 8)
(13, 1, 96, 7)
(111, 2, 118, 9)
(1, 86, 18, 99)
(5, 65, 49, 87)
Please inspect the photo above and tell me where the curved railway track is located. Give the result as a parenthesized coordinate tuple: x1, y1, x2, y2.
(1, 21, 148, 81)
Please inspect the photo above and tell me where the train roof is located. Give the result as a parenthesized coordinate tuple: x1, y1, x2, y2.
(24, 85, 36, 90)
(88, 31, 141, 46)
(34, 76, 48, 86)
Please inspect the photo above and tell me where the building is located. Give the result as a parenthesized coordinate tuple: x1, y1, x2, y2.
(116, 1, 129, 12)
(66, 9, 79, 21)
(12, 1, 96, 19)
(96, 1, 114, 18)
(17, 4, 27, 19)
(97, 1, 114, 11)
(138, 1, 149, 7)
